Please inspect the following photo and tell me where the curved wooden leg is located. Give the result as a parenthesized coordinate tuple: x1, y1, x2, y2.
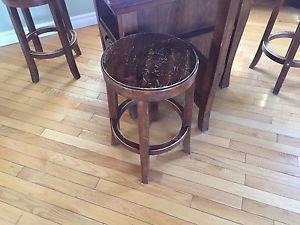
(7, 7, 39, 83)
(273, 22, 300, 95)
(183, 84, 195, 154)
(249, 0, 284, 69)
(57, 0, 81, 56)
(21, 8, 43, 52)
(49, 0, 80, 80)
(106, 85, 119, 145)
(137, 101, 150, 184)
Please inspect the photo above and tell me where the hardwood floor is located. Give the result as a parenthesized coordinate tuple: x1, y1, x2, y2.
(0, 3, 300, 225)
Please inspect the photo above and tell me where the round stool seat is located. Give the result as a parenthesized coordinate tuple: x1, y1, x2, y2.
(2, 0, 49, 8)
(102, 33, 198, 91)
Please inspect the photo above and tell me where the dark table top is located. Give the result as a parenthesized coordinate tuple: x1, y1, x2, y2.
(104, 0, 176, 14)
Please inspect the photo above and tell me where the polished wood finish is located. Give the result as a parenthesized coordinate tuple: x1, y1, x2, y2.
(250, 0, 300, 94)
(250, 0, 284, 69)
(101, 33, 199, 183)
(0, 3, 300, 224)
(220, 0, 253, 88)
(94, 0, 252, 132)
(6, 6, 39, 83)
(137, 100, 150, 184)
(2, 0, 81, 83)
(196, 0, 242, 131)
(21, 8, 43, 53)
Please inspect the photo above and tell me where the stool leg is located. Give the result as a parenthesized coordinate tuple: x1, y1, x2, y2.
(273, 22, 300, 95)
(183, 83, 195, 154)
(21, 8, 43, 52)
(6, 7, 39, 83)
(106, 85, 119, 145)
(137, 101, 150, 184)
(49, 0, 80, 80)
(150, 102, 159, 122)
(249, 0, 284, 69)
(57, 0, 81, 56)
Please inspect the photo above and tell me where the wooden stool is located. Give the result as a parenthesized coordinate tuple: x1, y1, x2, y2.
(2, 0, 81, 83)
(101, 33, 199, 184)
(249, 0, 300, 94)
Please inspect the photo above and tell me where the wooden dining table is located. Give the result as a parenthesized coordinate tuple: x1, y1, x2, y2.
(93, 0, 252, 132)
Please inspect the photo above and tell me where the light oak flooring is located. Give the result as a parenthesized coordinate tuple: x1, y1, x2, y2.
(0, 3, 300, 225)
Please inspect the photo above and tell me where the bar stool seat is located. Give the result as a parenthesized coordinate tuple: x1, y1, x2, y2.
(101, 33, 199, 183)
(2, 0, 81, 83)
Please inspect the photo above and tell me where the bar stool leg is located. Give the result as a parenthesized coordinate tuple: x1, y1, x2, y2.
(273, 23, 300, 95)
(137, 101, 150, 184)
(49, 0, 80, 80)
(57, 0, 82, 56)
(183, 84, 195, 154)
(21, 8, 43, 52)
(6, 7, 39, 83)
(150, 102, 159, 122)
(249, 0, 284, 69)
(106, 85, 119, 145)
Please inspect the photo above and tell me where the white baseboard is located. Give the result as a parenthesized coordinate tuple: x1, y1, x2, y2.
(0, 12, 97, 47)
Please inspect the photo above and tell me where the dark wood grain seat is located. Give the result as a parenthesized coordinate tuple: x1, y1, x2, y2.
(101, 33, 199, 183)
(102, 33, 197, 90)
(2, 0, 49, 8)
(2, 0, 81, 83)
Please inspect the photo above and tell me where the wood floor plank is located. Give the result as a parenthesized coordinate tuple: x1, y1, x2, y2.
(0, 97, 64, 121)
(0, 142, 99, 188)
(245, 175, 300, 201)
(0, 186, 105, 225)
(0, 219, 14, 225)
(190, 140, 246, 162)
(0, 158, 23, 176)
(246, 154, 300, 178)
(193, 153, 300, 189)
(191, 196, 273, 225)
(159, 151, 245, 184)
(0, 172, 149, 225)
(0, 201, 23, 224)
(230, 141, 298, 166)
(0, 115, 44, 135)
(9, 111, 82, 136)
(18, 167, 193, 225)
(0, 126, 193, 206)
(208, 126, 300, 156)
(97, 179, 239, 225)
(149, 158, 300, 214)
(278, 134, 300, 148)
(210, 117, 277, 142)
(242, 198, 300, 225)
(17, 213, 60, 225)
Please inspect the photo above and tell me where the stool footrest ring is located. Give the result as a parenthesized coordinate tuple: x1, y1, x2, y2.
(262, 31, 300, 68)
(26, 26, 78, 59)
(112, 99, 188, 155)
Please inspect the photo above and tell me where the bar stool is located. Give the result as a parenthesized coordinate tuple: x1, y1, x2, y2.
(2, 0, 81, 83)
(101, 33, 199, 184)
(249, 0, 300, 94)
